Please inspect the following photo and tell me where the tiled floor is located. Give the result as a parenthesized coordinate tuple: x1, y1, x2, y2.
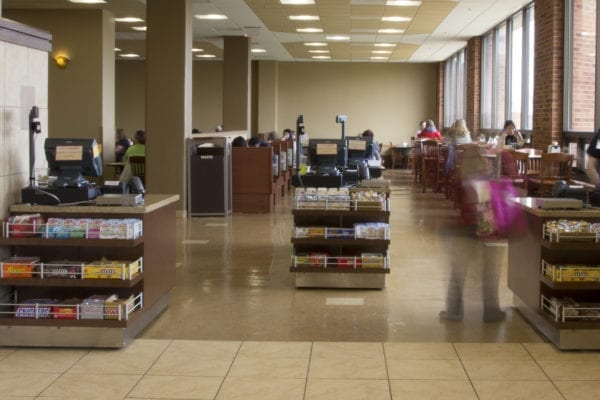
(1, 340, 600, 399)
(3, 169, 600, 399)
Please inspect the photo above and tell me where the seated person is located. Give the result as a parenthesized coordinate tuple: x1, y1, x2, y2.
(123, 130, 145, 162)
(417, 119, 443, 140)
(115, 128, 132, 162)
(232, 136, 248, 147)
(248, 137, 261, 147)
(498, 120, 524, 149)
(362, 129, 382, 165)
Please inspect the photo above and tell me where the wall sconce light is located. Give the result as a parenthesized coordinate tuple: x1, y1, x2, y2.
(55, 55, 70, 69)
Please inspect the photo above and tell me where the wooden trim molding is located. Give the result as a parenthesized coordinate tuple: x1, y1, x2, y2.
(0, 17, 52, 52)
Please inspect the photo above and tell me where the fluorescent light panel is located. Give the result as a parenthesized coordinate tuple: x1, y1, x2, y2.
(309, 50, 329, 53)
(372, 50, 392, 54)
(120, 53, 140, 58)
(305, 42, 327, 46)
(289, 15, 320, 21)
(382, 16, 411, 22)
(326, 35, 350, 41)
(378, 29, 404, 33)
(196, 54, 216, 58)
(195, 14, 228, 20)
(192, 48, 204, 52)
(281, 0, 315, 4)
(251, 49, 267, 53)
(69, 0, 106, 3)
(297, 28, 323, 33)
(114, 47, 121, 52)
(374, 43, 396, 47)
(386, 0, 422, 5)
(312, 56, 331, 59)
(132, 26, 147, 31)
(371, 56, 388, 60)
(115, 17, 144, 23)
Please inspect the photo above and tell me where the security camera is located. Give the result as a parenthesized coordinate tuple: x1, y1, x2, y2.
(336, 115, 347, 123)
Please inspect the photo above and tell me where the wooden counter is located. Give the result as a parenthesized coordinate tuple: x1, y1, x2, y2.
(0, 194, 179, 348)
(508, 198, 600, 349)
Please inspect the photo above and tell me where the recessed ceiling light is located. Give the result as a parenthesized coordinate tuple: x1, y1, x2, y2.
(114, 47, 121, 52)
(132, 26, 147, 31)
(378, 29, 404, 34)
(305, 42, 327, 46)
(381, 16, 411, 22)
(312, 55, 331, 59)
(196, 54, 216, 58)
(372, 50, 393, 54)
(69, 0, 106, 3)
(386, 0, 422, 6)
(297, 28, 323, 33)
(115, 17, 144, 23)
(194, 14, 228, 20)
(281, 0, 315, 4)
(251, 49, 267, 53)
(120, 53, 140, 58)
(374, 43, 396, 47)
(309, 50, 330, 53)
(326, 35, 350, 41)
(289, 15, 320, 21)
(371, 56, 389, 60)
(192, 48, 204, 52)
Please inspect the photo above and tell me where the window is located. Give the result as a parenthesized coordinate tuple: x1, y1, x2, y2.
(443, 49, 466, 127)
(481, 33, 493, 129)
(510, 12, 523, 125)
(493, 23, 507, 129)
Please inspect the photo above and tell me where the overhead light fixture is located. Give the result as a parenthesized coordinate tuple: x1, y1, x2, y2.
(115, 17, 144, 23)
(378, 29, 404, 34)
(196, 54, 216, 58)
(54, 55, 70, 69)
(194, 14, 228, 20)
(374, 43, 396, 47)
(297, 28, 323, 33)
(120, 53, 140, 58)
(280, 0, 315, 4)
(326, 35, 350, 41)
(371, 56, 389, 60)
(69, 0, 106, 3)
(289, 15, 320, 21)
(381, 16, 411, 22)
(132, 26, 147, 31)
(305, 42, 327, 46)
(192, 48, 204, 52)
(372, 50, 393, 54)
(309, 50, 329, 53)
(114, 47, 121, 52)
(312, 56, 331, 59)
(386, 0, 422, 6)
(251, 49, 267, 53)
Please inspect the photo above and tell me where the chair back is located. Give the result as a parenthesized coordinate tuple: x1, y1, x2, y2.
(420, 139, 439, 159)
(501, 149, 529, 178)
(540, 153, 573, 180)
(128, 156, 146, 184)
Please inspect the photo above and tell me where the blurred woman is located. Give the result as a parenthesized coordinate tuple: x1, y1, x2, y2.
(417, 119, 443, 140)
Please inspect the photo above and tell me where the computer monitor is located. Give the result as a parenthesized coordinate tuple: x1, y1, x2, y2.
(346, 137, 369, 167)
(45, 138, 103, 187)
(308, 139, 342, 173)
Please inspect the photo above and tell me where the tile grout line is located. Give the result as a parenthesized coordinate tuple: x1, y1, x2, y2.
(381, 341, 393, 400)
(302, 342, 314, 400)
(211, 340, 244, 400)
(34, 347, 92, 399)
(121, 339, 174, 400)
(521, 343, 567, 400)
(452, 343, 481, 400)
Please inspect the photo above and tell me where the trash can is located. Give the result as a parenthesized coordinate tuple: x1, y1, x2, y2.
(187, 137, 232, 216)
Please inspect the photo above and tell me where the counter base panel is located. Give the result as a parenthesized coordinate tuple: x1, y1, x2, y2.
(295, 272, 385, 289)
(0, 293, 169, 348)
(514, 294, 600, 350)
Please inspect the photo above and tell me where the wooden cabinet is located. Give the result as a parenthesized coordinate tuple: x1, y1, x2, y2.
(0, 194, 178, 348)
(508, 198, 600, 349)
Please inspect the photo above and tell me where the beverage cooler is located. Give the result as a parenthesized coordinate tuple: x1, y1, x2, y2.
(187, 137, 232, 216)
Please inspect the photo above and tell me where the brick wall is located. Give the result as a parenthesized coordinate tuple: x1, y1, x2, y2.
(533, 0, 564, 150)
(466, 36, 481, 136)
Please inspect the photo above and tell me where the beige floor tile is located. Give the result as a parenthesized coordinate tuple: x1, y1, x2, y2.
(462, 359, 547, 380)
(312, 342, 384, 359)
(305, 379, 390, 400)
(389, 380, 478, 400)
(0, 348, 15, 361)
(148, 354, 233, 377)
(384, 342, 458, 360)
(554, 380, 600, 400)
(68, 339, 169, 375)
(0, 372, 59, 397)
(129, 375, 222, 400)
(40, 373, 140, 400)
(228, 356, 309, 379)
(387, 359, 467, 380)
(0, 348, 87, 373)
(0, 397, 34, 400)
(216, 377, 305, 400)
(524, 343, 600, 361)
(472, 380, 564, 400)
(454, 343, 532, 361)
(539, 360, 600, 380)
(238, 341, 312, 359)
(309, 357, 387, 379)
(166, 340, 241, 358)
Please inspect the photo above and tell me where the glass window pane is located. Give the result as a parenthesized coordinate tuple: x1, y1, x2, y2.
(524, 6, 535, 130)
(481, 33, 493, 129)
(511, 12, 523, 126)
(494, 23, 507, 129)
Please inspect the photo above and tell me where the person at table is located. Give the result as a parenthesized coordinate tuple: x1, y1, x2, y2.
(445, 119, 472, 145)
(586, 128, 600, 188)
(362, 129, 382, 163)
(416, 120, 427, 136)
(115, 128, 132, 162)
(498, 120, 524, 149)
(123, 130, 145, 162)
(417, 119, 442, 140)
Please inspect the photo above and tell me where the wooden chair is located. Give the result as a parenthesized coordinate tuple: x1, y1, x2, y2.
(380, 142, 393, 168)
(526, 153, 573, 196)
(500, 149, 529, 190)
(420, 139, 439, 193)
(516, 148, 542, 176)
(128, 156, 146, 185)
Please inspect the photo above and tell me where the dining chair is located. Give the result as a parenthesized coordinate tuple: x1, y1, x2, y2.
(500, 149, 529, 191)
(420, 139, 440, 193)
(128, 156, 146, 185)
(526, 152, 573, 196)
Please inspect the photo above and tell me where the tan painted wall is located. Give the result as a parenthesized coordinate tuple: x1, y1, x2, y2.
(116, 61, 146, 138)
(277, 62, 438, 144)
(193, 61, 223, 132)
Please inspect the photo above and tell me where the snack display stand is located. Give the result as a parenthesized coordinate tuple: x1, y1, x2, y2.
(0, 194, 178, 348)
(508, 198, 600, 349)
(290, 187, 390, 288)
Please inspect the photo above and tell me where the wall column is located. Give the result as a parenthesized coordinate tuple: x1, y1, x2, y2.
(145, 0, 192, 209)
(533, 0, 564, 150)
(466, 37, 481, 136)
(223, 36, 250, 131)
(257, 60, 278, 135)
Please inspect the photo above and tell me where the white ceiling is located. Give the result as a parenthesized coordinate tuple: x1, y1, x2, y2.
(2, 0, 532, 62)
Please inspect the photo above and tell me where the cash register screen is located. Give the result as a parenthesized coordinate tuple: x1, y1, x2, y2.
(45, 138, 103, 187)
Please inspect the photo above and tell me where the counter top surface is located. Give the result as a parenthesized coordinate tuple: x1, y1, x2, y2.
(513, 197, 600, 218)
(10, 194, 179, 215)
